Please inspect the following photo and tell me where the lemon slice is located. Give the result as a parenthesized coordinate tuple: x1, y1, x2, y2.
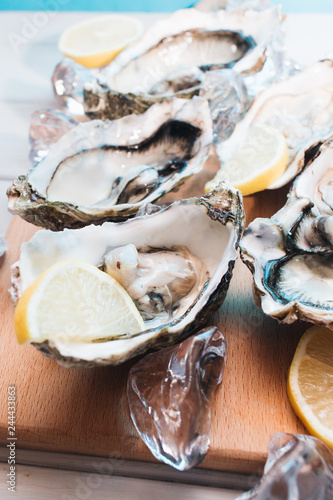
(58, 15, 144, 68)
(287, 325, 333, 450)
(205, 123, 289, 196)
(14, 259, 145, 345)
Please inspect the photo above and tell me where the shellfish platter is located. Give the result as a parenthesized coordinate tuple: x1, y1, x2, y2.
(0, 4, 332, 485)
(1, 173, 307, 475)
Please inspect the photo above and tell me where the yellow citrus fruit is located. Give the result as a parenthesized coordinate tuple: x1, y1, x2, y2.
(14, 259, 145, 344)
(205, 123, 288, 196)
(58, 15, 143, 68)
(287, 325, 333, 450)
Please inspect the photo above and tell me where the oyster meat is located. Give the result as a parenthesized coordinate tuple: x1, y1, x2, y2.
(83, 7, 282, 120)
(7, 97, 212, 230)
(240, 137, 333, 327)
(217, 60, 333, 190)
(11, 184, 244, 367)
(103, 244, 208, 328)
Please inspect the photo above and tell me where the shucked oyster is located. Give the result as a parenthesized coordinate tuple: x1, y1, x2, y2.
(11, 184, 245, 367)
(240, 137, 333, 327)
(217, 60, 333, 190)
(84, 7, 282, 120)
(7, 97, 212, 230)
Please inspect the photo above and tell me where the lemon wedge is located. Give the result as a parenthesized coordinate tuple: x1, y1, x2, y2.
(287, 325, 333, 450)
(58, 15, 144, 68)
(205, 123, 289, 196)
(14, 259, 145, 345)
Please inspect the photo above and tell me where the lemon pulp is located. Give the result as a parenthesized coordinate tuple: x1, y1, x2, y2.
(15, 259, 145, 344)
(287, 325, 333, 450)
(205, 123, 289, 196)
(58, 15, 143, 68)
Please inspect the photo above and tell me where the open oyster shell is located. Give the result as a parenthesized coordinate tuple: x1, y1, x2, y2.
(11, 184, 244, 367)
(7, 97, 212, 231)
(83, 7, 282, 120)
(217, 60, 333, 190)
(240, 137, 333, 327)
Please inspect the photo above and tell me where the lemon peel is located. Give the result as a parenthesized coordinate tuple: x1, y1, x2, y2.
(206, 123, 288, 196)
(287, 325, 333, 451)
(14, 259, 145, 345)
(58, 15, 143, 68)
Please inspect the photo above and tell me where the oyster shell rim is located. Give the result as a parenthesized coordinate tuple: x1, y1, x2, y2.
(83, 6, 282, 120)
(216, 59, 333, 191)
(13, 183, 245, 367)
(7, 97, 213, 231)
(240, 136, 333, 328)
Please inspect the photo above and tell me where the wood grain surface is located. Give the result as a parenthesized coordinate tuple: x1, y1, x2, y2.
(0, 157, 307, 476)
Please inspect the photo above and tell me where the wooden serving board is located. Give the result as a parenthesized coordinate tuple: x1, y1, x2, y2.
(0, 157, 307, 476)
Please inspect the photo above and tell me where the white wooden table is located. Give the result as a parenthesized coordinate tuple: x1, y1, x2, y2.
(0, 9, 332, 500)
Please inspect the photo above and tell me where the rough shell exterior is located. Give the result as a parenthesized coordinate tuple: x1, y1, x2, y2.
(217, 60, 333, 190)
(13, 184, 244, 367)
(7, 98, 212, 230)
(240, 136, 333, 327)
(83, 7, 282, 120)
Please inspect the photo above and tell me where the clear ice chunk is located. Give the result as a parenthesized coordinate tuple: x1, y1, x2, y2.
(238, 433, 333, 500)
(224, 0, 301, 97)
(52, 58, 102, 118)
(29, 109, 79, 165)
(243, 33, 301, 99)
(200, 69, 248, 142)
(127, 326, 227, 471)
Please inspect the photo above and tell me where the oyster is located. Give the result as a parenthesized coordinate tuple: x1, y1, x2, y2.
(240, 137, 333, 327)
(217, 60, 333, 190)
(11, 184, 244, 367)
(7, 97, 212, 231)
(83, 7, 282, 120)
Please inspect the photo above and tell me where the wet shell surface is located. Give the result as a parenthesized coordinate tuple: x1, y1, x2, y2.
(240, 136, 333, 327)
(12, 184, 245, 367)
(83, 7, 282, 120)
(7, 98, 212, 230)
(217, 60, 333, 189)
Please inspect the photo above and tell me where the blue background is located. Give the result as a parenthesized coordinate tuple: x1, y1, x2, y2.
(2, 0, 333, 12)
